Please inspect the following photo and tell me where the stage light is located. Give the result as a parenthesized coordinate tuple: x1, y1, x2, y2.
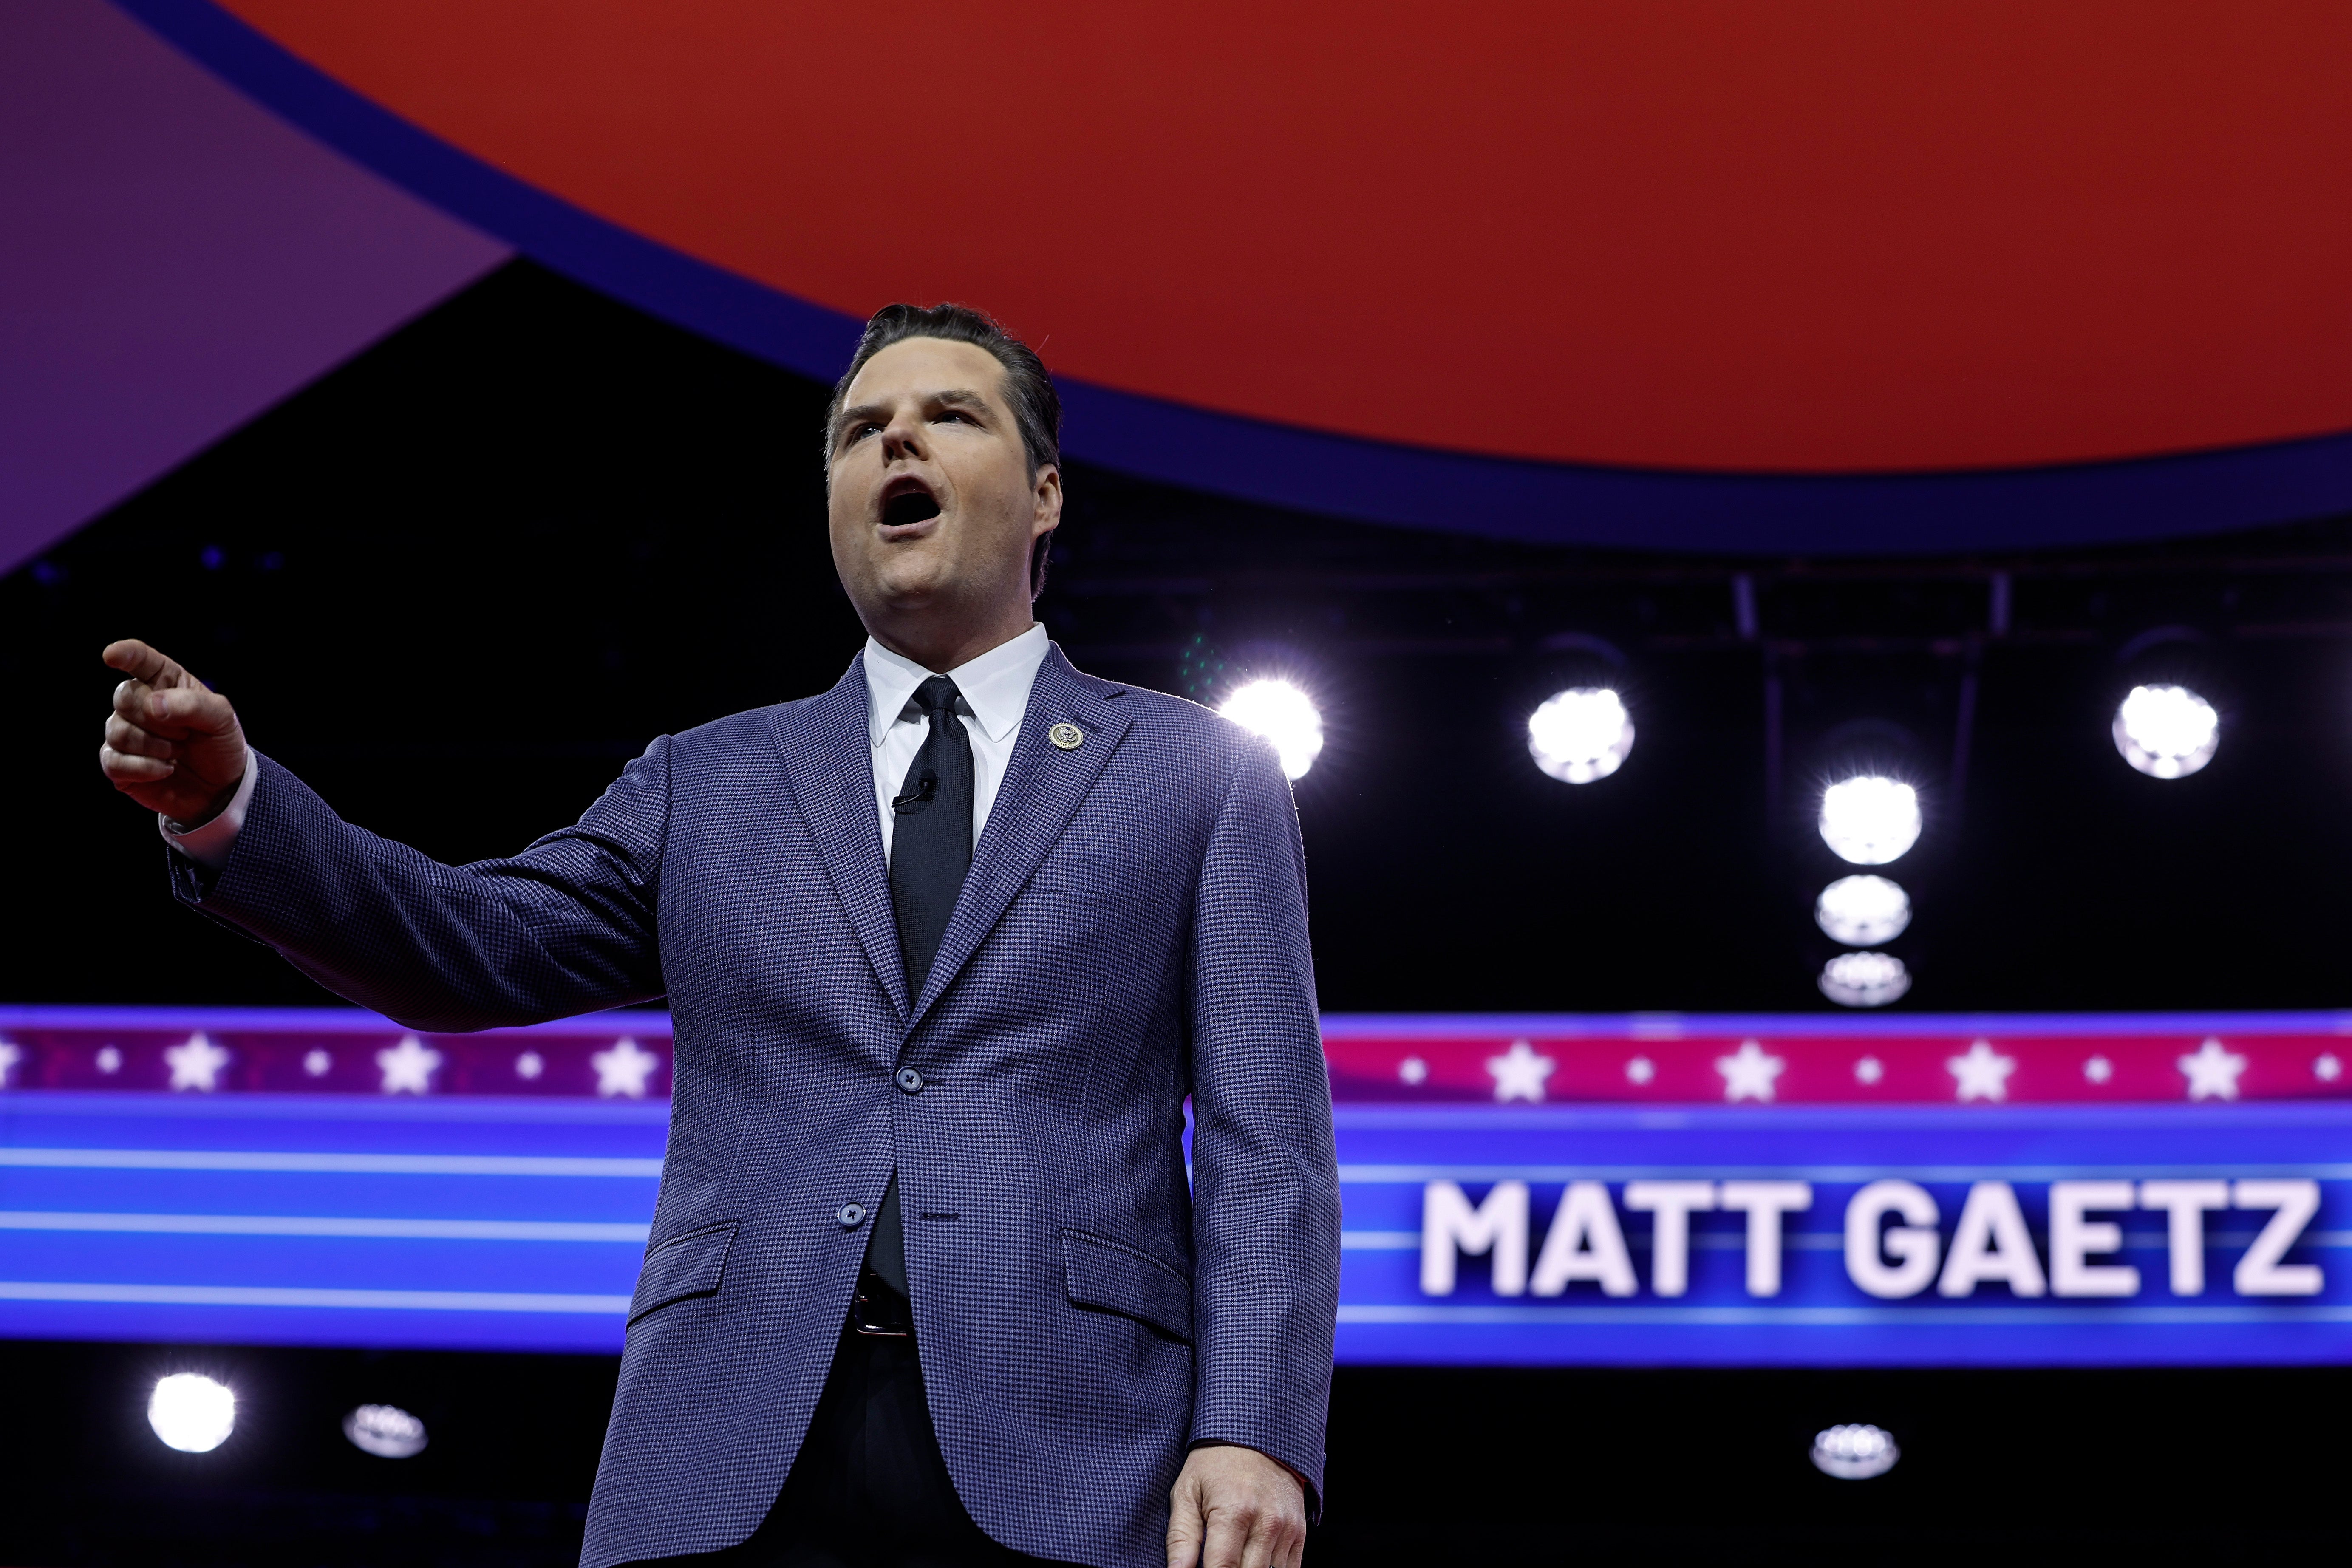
(2112, 683, 2218, 779)
(1218, 679, 1324, 780)
(1817, 776, 1920, 865)
(344, 1404, 429, 1459)
(148, 1373, 235, 1452)
(1814, 875, 1911, 947)
(1526, 688, 1634, 784)
(1819, 951, 1910, 1008)
(1811, 1424, 1899, 1480)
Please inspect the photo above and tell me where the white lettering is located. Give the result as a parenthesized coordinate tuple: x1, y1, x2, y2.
(1845, 1180, 1940, 1299)
(1623, 1180, 1715, 1298)
(1530, 1180, 1637, 1297)
(1420, 1180, 1529, 1296)
(2049, 1181, 2140, 1297)
(1418, 1171, 2328, 1307)
(2139, 1180, 2229, 1295)
(1938, 1181, 2047, 1297)
(1719, 1180, 1812, 1297)
(2233, 1179, 2324, 1296)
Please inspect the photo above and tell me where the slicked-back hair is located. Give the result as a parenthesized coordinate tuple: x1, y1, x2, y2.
(825, 303, 1063, 599)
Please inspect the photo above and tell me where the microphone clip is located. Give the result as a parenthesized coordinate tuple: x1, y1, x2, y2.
(891, 770, 938, 814)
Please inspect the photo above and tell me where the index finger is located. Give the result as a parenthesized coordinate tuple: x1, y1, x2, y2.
(103, 639, 187, 687)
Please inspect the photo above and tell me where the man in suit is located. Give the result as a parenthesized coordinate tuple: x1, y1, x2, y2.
(97, 303, 1339, 1568)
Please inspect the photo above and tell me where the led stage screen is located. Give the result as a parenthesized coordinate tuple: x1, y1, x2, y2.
(1, 1008, 2345, 1364)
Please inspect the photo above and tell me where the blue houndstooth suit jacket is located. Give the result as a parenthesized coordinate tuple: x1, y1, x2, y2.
(170, 645, 1341, 1568)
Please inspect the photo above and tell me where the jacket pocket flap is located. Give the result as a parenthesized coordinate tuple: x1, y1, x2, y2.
(1061, 1229, 1192, 1342)
(629, 1224, 735, 1324)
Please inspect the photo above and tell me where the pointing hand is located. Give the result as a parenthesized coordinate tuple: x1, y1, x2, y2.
(99, 640, 249, 826)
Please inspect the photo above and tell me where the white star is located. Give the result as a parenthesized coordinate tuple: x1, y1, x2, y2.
(592, 1037, 661, 1098)
(303, 1049, 332, 1078)
(96, 1046, 122, 1075)
(0, 1039, 20, 1088)
(165, 1033, 231, 1092)
(1854, 1056, 1883, 1085)
(1625, 1056, 1656, 1085)
(2316, 1054, 2342, 1083)
(1486, 1040, 1555, 1104)
(1948, 1040, 2016, 1102)
(516, 1050, 546, 1081)
(376, 1035, 442, 1095)
(2084, 1055, 2113, 1084)
(2179, 1038, 2247, 1101)
(1716, 1040, 1784, 1103)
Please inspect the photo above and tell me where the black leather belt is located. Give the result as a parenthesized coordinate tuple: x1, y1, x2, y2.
(847, 1266, 914, 1338)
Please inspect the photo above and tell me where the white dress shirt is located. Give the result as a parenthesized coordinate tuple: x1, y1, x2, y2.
(164, 623, 1053, 872)
(862, 622, 1049, 863)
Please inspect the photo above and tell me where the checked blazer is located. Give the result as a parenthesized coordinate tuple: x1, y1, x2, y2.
(169, 645, 1342, 1568)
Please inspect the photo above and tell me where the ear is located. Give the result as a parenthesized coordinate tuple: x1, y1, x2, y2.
(1030, 463, 1063, 538)
(1029, 465, 1062, 601)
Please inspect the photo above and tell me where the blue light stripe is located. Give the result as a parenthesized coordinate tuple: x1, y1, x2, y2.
(0, 1211, 649, 1241)
(0, 1148, 662, 1176)
(0, 1281, 630, 1313)
(1340, 1304, 2352, 1326)
(1339, 1163, 2352, 1182)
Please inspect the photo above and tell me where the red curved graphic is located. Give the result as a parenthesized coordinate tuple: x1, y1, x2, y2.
(216, 1, 2352, 475)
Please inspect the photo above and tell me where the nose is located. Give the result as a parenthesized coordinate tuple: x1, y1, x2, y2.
(881, 406, 929, 464)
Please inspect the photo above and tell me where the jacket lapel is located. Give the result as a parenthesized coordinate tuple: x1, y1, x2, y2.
(909, 646, 1134, 1027)
(769, 654, 908, 1023)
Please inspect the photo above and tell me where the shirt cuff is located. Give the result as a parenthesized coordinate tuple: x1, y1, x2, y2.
(158, 752, 255, 870)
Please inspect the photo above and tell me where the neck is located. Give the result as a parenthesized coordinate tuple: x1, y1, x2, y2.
(869, 611, 1035, 676)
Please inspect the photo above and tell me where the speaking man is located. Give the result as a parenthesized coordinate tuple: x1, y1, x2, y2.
(98, 304, 1340, 1568)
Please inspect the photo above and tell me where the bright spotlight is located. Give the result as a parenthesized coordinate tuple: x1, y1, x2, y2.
(1811, 1423, 1900, 1480)
(1218, 679, 1324, 780)
(2113, 683, 2218, 779)
(1817, 776, 1920, 865)
(1526, 688, 1635, 784)
(1819, 951, 1911, 1008)
(344, 1404, 429, 1459)
(148, 1373, 235, 1452)
(1814, 875, 1911, 947)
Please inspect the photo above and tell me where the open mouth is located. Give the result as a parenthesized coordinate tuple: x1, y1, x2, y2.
(880, 483, 942, 530)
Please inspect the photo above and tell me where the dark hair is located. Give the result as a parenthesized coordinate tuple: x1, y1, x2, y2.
(825, 302, 1062, 598)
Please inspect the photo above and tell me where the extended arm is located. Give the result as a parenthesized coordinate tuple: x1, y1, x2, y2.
(101, 640, 668, 1032)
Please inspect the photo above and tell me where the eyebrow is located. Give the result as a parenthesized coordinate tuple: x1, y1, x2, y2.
(834, 388, 994, 439)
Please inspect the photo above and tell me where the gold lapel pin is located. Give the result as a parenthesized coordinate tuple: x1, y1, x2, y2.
(1048, 722, 1084, 750)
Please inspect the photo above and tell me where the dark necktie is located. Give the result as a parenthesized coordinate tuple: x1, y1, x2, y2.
(889, 674, 976, 998)
(867, 674, 974, 1297)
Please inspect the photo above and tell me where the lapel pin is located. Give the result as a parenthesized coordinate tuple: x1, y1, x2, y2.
(1048, 722, 1084, 751)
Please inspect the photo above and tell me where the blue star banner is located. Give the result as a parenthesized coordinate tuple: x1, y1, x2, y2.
(0, 1008, 2345, 1362)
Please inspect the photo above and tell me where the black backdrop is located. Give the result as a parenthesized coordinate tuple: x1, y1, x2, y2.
(14, 260, 2352, 1015)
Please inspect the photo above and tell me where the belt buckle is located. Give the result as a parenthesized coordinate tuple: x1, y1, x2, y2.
(848, 1276, 914, 1339)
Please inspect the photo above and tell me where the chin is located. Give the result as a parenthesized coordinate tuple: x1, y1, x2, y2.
(867, 559, 960, 609)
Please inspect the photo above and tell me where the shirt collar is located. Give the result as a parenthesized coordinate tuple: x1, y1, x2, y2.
(863, 623, 1050, 749)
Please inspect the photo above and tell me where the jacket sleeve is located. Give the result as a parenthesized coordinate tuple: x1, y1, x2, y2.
(1183, 733, 1341, 1514)
(169, 744, 670, 1031)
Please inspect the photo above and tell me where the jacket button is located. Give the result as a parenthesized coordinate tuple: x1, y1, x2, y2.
(895, 1067, 924, 1094)
(837, 1203, 866, 1228)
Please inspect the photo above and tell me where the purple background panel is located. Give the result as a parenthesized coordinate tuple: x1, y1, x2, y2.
(0, 0, 507, 577)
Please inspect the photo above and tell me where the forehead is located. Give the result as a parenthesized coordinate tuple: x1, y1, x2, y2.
(842, 337, 1008, 409)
